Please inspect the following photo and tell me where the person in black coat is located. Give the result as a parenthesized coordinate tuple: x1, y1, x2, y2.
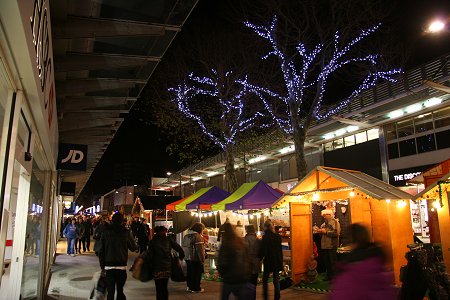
(150, 226, 184, 300)
(137, 218, 150, 253)
(259, 220, 283, 300)
(99, 213, 138, 300)
(217, 222, 250, 300)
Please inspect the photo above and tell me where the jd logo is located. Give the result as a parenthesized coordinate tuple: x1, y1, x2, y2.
(61, 150, 84, 164)
(57, 143, 88, 171)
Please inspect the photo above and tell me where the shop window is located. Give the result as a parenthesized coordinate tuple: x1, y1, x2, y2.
(436, 130, 450, 150)
(367, 129, 379, 141)
(385, 124, 397, 141)
(344, 135, 355, 147)
(416, 134, 436, 153)
(355, 132, 367, 144)
(433, 107, 450, 129)
(414, 113, 433, 133)
(397, 119, 414, 137)
(399, 138, 417, 157)
(388, 143, 399, 159)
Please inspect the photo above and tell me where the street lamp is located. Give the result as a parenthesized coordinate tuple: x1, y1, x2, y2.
(427, 20, 446, 33)
(167, 171, 183, 197)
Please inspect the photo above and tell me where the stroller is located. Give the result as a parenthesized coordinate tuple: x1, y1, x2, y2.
(398, 243, 450, 300)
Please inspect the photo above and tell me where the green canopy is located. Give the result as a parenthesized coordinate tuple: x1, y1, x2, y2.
(210, 181, 258, 211)
(174, 187, 213, 210)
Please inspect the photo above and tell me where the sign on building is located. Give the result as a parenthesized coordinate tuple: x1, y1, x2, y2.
(57, 143, 88, 171)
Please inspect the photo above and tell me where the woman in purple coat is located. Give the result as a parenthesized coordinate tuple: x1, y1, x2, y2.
(329, 223, 396, 300)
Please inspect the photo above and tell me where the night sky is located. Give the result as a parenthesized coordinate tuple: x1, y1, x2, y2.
(79, 0, 450, 202)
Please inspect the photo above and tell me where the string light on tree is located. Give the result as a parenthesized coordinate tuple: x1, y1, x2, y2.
(240, 16, 402, 136)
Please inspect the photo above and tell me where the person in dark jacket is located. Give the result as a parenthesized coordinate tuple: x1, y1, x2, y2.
(137, 218, 150, 253)
(150, 226, 185, 300)
(182, 222, 206, 293)
(330, 223, 395, 300)
(244, 224, 262, 300)
(99, 212, 138, 300)
(217, 222, 249, 300)
(93, 217, 108, 256)
(81, 215, 93, 252)
(75, 218, 85, 254)
(259, 220, 283, 300)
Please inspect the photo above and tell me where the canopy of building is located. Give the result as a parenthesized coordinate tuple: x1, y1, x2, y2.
(174, 186, 230, 210)
(273, 166, 412, 208)
(211, 181, 283, 211)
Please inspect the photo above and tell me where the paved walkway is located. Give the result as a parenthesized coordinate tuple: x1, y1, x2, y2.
(46, 239, 328, 299)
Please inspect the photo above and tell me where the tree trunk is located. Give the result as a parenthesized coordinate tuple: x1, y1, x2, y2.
(293, 127, 308, 180)
(225, 144, 238, 192)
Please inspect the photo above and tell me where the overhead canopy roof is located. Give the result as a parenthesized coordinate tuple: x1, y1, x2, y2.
(50, 0, 199, 199)
(273, 166, 412, 208)
(174, 186, 230, 211)
(166, 197, 188, 211)
(211, 181, 283, 211)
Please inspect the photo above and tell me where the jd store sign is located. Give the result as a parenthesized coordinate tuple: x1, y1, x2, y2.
(57, 143, 88, 171)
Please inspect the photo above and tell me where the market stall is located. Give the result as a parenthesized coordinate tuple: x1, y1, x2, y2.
(413, 172, 450, 272)
(272, 166, 413, 285)
(175, 186, 230, 211)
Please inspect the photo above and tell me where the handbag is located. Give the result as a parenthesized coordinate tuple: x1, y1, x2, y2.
(170, 251, 186, 282)
(131, 249, 154, 282)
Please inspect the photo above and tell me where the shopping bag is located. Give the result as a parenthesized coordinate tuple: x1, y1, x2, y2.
(89, 270, 107, 300)
(130, 251, 153, 282)
(170, 252, 186, 282)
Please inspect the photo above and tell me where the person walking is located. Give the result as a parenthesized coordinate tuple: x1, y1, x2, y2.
(99, 212, 138, 300)
(217, 223, 249, 300)
(75, 218, 85, 254)
(330, 223, 396, 300)
(81, 215, 93, 252)
(259, 221, 283, 300)
(63, 218, 79, 256)
(137, 218, 150, 254)
(93, 217, 108, 256)
(317, 209, 340, 281)
(244, 224, 261, 299)
(150, 226, 185, 300)
(182, 222, 206, 293)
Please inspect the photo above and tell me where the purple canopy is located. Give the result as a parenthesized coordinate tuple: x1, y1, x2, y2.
(225, 180, 283, 210)
(185, 186, 230, 209)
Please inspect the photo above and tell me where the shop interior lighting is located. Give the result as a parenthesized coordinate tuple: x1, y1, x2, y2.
(192, 177, 203, 181)
(248, 155, 267, 164)
(322, 133, 335, 140)
(346, 125, 359, 132)
(206, 171, 218, 177)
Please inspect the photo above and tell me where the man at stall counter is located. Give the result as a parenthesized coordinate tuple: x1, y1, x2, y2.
(317, 209, 340, 281)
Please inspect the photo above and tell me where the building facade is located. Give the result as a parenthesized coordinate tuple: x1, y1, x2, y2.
(0, 1, 59, 299)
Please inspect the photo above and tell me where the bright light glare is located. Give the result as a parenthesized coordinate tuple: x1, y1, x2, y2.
(405, 103, 422, 114)
(323, 133, 335, 140)
(428, 20, 445, 33)
(432, 200, 442, 209)
(346, 126, 359, 132)
(388, 110, 404, 119)
(335, 128, 347, 136)
(424, 97, 442, 108)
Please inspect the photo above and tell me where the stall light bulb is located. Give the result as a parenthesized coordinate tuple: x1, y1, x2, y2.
(312, 193, 320, 201)
(264, 211, 270, 216)
(249, 215, 254, 219)
(396, 200, 407, 208)
(349, 191, 355, 197)
(386, 199, 391, 203)
(432, 200, 441, 209)
(213, 211, 218, 215)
